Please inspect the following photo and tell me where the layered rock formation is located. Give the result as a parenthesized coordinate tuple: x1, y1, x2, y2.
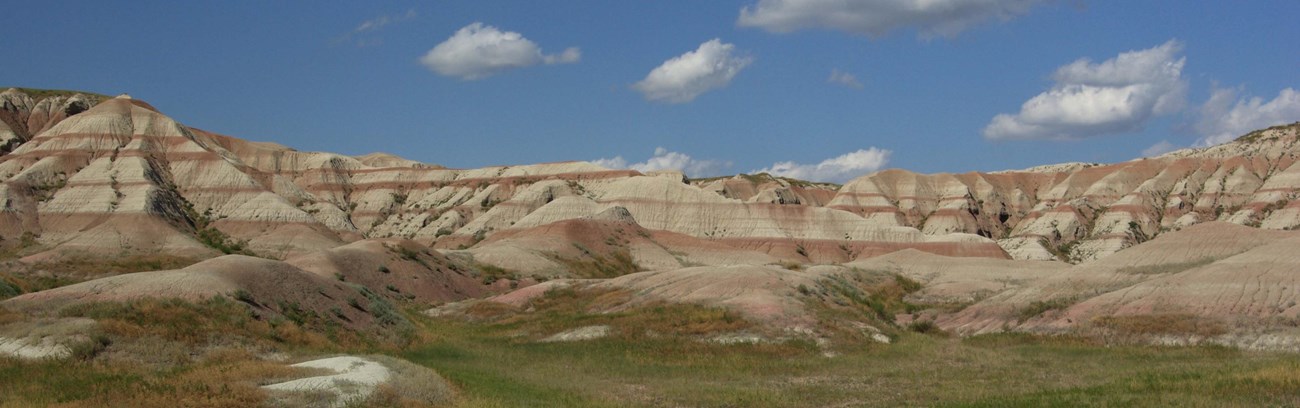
(829, 123, 1300, 262)
(0, 88, 104, 153)
(2, 87, 1299, 351)
(0, 89, 1008, 267)
(2, 87, 1298, 274)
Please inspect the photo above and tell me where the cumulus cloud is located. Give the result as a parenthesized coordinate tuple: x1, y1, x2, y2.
(632, 39, 753, 103)
(1141, 140, 1178, 157)
(983, 40, 1188, 141)
(828, 69, 864, 89)
(737, 0, 1045, 38)
(754, 148, 892, 183)
(593, 147, 732, 177)
(419, 22, 580, 80)
(1194, 87, 1300, 146)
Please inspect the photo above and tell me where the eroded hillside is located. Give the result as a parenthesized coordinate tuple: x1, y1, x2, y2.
(2, 88, 1296, 271)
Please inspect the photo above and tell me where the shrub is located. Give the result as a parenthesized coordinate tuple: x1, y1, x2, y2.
(894, 274, 923, 293)
(908, 320, 941, 334)
(68, 332, 112, 360)
(185, 206, 256, 256)
(1017, 297, 1078, 322)
(232, 289, 256, 305)
(477, 263, 516, 285)
(389, 244, 433, 270)
(0, 276, 21, 300)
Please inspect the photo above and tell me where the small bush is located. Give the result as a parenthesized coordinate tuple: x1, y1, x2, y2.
(477, 263, 516, 285)
(894, 274, 923, 293)
(68, 332, 112, 360)
(908, 320, 941, 334)
(0, 276, 21, 300)
(389, 244, 433, 270)
(185, 206, 256, 256)
(1017, 297, 1077, 322)
(232, 289, 256, 305)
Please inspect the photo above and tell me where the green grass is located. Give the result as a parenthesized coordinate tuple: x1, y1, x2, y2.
(4, 291, 1300, 407)
(401, 316, 1300, 407)
(399, 284, 1300, 407)
(182, 204, 257, 257)
(549, 246, 642, 279)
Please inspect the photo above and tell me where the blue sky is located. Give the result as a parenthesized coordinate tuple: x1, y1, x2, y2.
(5, 1, 1298, 181)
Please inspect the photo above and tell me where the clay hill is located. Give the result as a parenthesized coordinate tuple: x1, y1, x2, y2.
(3, 86, 1300, 353)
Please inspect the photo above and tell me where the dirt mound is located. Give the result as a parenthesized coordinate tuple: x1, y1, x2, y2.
(4, 255, 387, 328)
(594, 265, 821, 330)
(286, 238, 491, 303)
(467, 216, 778, 277)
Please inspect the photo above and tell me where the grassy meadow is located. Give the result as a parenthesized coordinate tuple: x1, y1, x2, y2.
(1, 284, 1299, 407)
(406, 318, 1300, 407)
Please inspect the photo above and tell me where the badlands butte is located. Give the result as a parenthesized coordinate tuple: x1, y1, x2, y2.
(3, 87, 1300, 404)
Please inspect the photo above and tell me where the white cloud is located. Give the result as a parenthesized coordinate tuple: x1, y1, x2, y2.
(1194, 87, 1300, 146)
(337, 9, 417, 47)
(754, 148, 892, 183)
(828, 69, 863, 89)
(737, 0, 1045, 38)
(419, 22, 580, 80)
(594, 147, 732, 177)
(632, 39, 753, 103)
(1141, 140, 1177, 157)
(983, 40, 1187, 141)
(355, 9, 417, 33)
